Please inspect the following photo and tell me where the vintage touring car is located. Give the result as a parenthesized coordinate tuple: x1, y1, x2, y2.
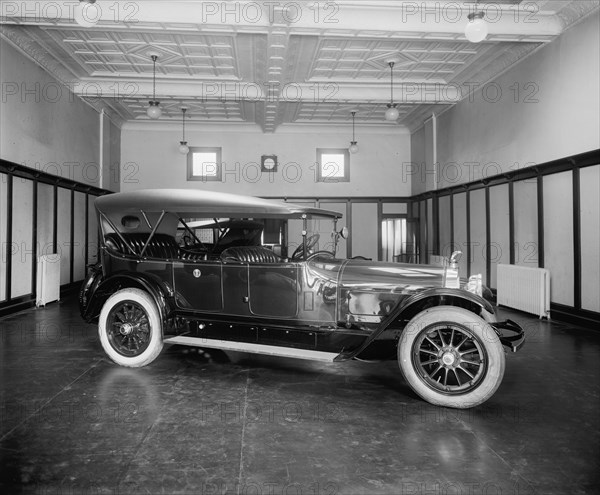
(80, 189, 524, 408)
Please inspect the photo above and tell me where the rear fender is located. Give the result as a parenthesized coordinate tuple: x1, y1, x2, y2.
(79, 264, 103, 320)
(81, 272, 172, 327)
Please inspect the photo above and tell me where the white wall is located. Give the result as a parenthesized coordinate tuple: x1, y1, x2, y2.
(433, 11, 599, 188)
(0, 39, 121, 305)
(120, 123, 411, 197)
(410, 126, 426, 196)
(99, 113, 121, 192)
(580, 165, 600, 313)
(0, 40, 103, 187)
(410, 12, 600, 316)
(108, 120, 121, 192)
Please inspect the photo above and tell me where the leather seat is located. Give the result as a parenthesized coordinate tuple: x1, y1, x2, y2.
(220, 246, 283, 263)
(104, 233, 203, 261)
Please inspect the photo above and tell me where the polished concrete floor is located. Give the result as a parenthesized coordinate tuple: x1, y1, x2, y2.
(1, 295, 599, 495)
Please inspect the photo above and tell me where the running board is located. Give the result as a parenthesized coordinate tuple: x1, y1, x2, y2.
(163, 336, 338, 362)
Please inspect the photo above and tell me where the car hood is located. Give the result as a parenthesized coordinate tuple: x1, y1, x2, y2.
(339, 259, 446, 293)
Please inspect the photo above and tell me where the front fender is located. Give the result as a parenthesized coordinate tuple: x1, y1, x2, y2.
(334, 288, 496, 361)
(398, 287, 496, 322)
(81, 272, 172, 327)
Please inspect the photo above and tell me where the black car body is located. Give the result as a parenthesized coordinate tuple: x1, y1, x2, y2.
(80, 189, 524, 408)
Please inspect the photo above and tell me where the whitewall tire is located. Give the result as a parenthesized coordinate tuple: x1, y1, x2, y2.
(398, 306, 505, 408)
(98, 288, 163, 367)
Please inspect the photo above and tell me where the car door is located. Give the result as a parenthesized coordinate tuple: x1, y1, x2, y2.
(172, 260, 223, 311)
(247, 262, 299, 318)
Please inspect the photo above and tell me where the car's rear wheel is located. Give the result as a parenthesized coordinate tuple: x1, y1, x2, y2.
(99, 288, 163, 367)
(398, 306, 505, 408)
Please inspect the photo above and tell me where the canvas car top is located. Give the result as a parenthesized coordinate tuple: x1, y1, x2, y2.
(95, 189, 342, 220)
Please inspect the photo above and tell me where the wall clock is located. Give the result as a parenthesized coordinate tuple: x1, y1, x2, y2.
(261, 155, 278, 172)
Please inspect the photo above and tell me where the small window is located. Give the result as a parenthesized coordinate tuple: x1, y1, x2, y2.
(121, 215, 140, 229)
(316, 148, 350, 182)
(187, 147, 222, 182)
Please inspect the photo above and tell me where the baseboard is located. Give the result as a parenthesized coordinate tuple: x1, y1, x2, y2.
(0, 295, 36, 318)
(550, 303, 600, 329)
(0, 281, 82, 319)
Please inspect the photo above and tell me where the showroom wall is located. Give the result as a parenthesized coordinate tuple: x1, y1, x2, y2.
(120, 123, 411, 197)
(0, 40, 115, 314)
(436, 12, 599, 185)
(411, 11, 600, 321)
(415, 156, 600, 318)
(120, 123, 412, 260)
(0, 41, 100, 185)
(102, 115, 121, 192)
(411, 11, 599, 193)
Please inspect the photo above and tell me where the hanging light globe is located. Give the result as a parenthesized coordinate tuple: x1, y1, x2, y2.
(147, 101, 162, 119)
(179, 142, 190, 155)
(385, 104, 400, 121)
(384, 61, 400, 122)
(74, 0, 100, 28)
(465, 12, 488, 43)
(348, 110, 359, 153)
(178, 107, 189, 153)
(146, 54, 162, 119)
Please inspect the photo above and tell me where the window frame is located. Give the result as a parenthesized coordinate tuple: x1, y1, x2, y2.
(187, 147, 223, 182)
(316, 148, 350, 183)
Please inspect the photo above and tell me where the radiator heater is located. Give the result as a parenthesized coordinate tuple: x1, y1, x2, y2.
(36, 254, 61, 307)
(497, 264, 550, 319)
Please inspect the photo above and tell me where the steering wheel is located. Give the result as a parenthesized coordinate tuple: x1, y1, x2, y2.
(182, 243, 207, 253)
(291, 234, 320, 260)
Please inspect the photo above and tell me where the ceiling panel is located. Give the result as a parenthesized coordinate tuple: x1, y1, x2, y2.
(1, 0, 597, 131)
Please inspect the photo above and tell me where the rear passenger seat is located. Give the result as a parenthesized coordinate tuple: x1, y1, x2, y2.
(220, 246, 283, 263)
(104, 233, 204, 261)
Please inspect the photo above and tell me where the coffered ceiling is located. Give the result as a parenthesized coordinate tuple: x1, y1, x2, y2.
(1, 0, 598, 131)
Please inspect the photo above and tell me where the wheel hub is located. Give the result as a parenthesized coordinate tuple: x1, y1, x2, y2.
(120, 322, 134, 335)
(441, 351, 456, 366)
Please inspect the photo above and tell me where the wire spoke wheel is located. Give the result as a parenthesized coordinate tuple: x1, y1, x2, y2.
(412, 323, 486, 395)
(398, 306, 505, 408)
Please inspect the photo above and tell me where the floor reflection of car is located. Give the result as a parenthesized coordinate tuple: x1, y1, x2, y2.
(80, 189, 524, 409)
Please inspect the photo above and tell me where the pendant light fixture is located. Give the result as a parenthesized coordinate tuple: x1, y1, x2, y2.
(74, 0, 100, 28)
(349, 111, 359, 154)
(178, 108, 189, 155)
(465, 2, 488, 43)
(385, 61, 399, 122)
(147, 53, 162, 120)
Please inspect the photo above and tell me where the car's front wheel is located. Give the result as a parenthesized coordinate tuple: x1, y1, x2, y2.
(398, 306, 505, 408)
(98, 288, 163, 367)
